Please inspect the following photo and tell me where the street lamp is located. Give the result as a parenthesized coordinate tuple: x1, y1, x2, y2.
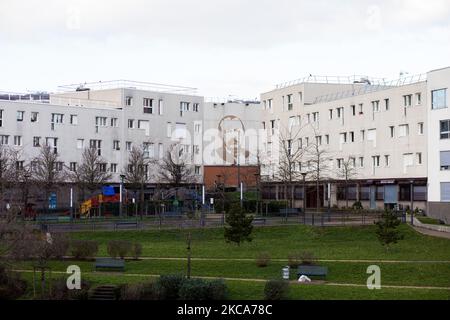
(301, 171, 308, 223)
(410, 180, 414, 225)
(120, 174, 126, 217)
(254, 173, 260, 216)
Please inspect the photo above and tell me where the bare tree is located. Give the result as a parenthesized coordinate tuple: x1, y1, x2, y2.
(123, 146, 154, 214)
(0, 146, 15, 212)
(158, 143, 196, 186)
(31, 146, 65, 212)
(70, 147, 112, 201)
(335, 156, 359, 208)
(305, 129, 333, 214)
(276, 127, 306, 208)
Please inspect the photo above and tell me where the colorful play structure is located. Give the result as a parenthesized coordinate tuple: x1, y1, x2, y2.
(80, 186, 123, 217)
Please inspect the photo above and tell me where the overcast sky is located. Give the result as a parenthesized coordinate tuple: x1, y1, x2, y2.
(0, 0, 449, 99)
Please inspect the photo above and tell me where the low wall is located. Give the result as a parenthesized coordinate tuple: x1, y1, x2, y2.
(427, 202, 450, 225)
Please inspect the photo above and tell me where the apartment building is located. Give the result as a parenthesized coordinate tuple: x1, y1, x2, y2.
(259, 69, 449, 219)
(0, 81, 204, 207)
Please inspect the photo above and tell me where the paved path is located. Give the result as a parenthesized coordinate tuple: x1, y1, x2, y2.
(412, 226, 450, 239)
(12, 269, 450, 291)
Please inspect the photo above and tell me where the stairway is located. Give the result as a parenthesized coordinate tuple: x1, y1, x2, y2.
(89, 285, 118, 300)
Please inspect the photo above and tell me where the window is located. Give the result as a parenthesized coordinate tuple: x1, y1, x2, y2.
(360, 130, 365, 141)
(167, 122, 172, 138)
(270, 120, 276, 135)
(95, 116, 107, 127)
(0, 135, 9, 145)
(45, 137, 58, 154)
(175, 123, 187, 139)
(372, 155, 381, 168)
(193, 103, 199, 112)
(337, 158, 343, 169)
(31, 112, 39, 122)
(70, 162, 77, 172)
(33, 136, 41, 147)
(195, 123, 201, 133)
(143, 98, 153, 114)
(113, 140, 120, 150)
(13, 136, 22, 146)
(325, 135, 330, 145)
(16, 161, 24, 171)
(193, 145, 200, 155)
(385, 155, 390, 167)
(351, 105, 356, 116)
(329, 109, 333, 120)
(403, 153, 414, 172)
(298, 92, 303, 103)
(51, 113, 64, 124)
(126, 141, 132, 151)
(372, 100, 380, 112)
(69, 114, 77, 125)
(267, 99, 273, 111)
(159, 99, 164, 114)
(159, 143, 164, 159)
(110, 163, 117, 173)
(399, 184, 412, 201)
(16, 111, 24, 122)
(415, 93, 422, 105)
(312, 112, 319, 122)
(287, 94, 293, 110)
(389, 126, 395, 138)
(89, 139, 102, 156)
(340, 132, 347, 144)
(125, 96, 133, 106)
(358, 103, 363, 114)
(180, 102, 190, 116)
(54, 162, 64, 172)
(0, 110, 3, 127)
(441, 183, 450, 201)
(128, 119, 135, 129)
(143, 142, 155, 158)
(195, 166, 201, 175)
(98, 163, 107, 173)
(315, 136, 322, 146)
(440, 151, 450, 171)
(398, 124, 409, 137)
(417, 152, 423, 165)
(110, 118, 118, 127)
(441, 120, 450, 139)
(77, 139, 84, 149)
(403, 94, 412, 107)
(432, 88, 447, 109)
(349, 131, 355, 142)
(384, 99, 390, 111)
(418, 122, 424, 135)
(359, 157, 364, 167)
(337, 107, 343, 118)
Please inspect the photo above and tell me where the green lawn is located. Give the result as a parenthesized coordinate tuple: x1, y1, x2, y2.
(13, 224, 450, 300)
(417, 216, 449, 226)
(70, 224, 450, 261)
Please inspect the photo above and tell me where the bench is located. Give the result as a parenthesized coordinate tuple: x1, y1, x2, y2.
(279, 208, 299, 216)
(297, 265, 328, 278)
(94, 258, 125, 272)
(114, 221, 139, 230)
(253, 218, 267, 225)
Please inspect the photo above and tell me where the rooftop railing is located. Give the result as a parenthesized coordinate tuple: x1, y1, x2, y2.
(57, 79, 199, 95)
(0, 91, 50, 102)
(312, 73, 427, 104)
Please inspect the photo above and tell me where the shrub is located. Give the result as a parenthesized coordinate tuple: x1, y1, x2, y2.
(352, 201, 363, 210)
(299, 251, 317, 266)
(43, 278, 90, 300)
(49, 233, 70, 259)
(130, 243, 143, 260)
(206, 279, 228, 300)
(264, 280, 290, 300)
(157, 274, 185, 300)
(107, 240, 132, 259)
(287, 252, 302, 268)
(256, 252, 271, 268)
(0, 266, 27, 300)
(120, 283, 145, 300)
(178, 278, 209, 300)
(69, 240, 98, 260)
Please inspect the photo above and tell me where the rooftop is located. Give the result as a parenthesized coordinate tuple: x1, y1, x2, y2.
(57, 79, 198, 95)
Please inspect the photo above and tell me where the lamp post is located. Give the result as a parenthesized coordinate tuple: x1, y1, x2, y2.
(301, 172, 308, 223)
(120, 174, 126, 217)
(254, 173, 260, 216)
(410, 180, 414, 225)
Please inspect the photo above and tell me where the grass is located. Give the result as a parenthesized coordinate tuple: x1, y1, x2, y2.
(70, 224, 450, 261)
(416, 216, 449, 226)
(11, 224, 450, 300)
